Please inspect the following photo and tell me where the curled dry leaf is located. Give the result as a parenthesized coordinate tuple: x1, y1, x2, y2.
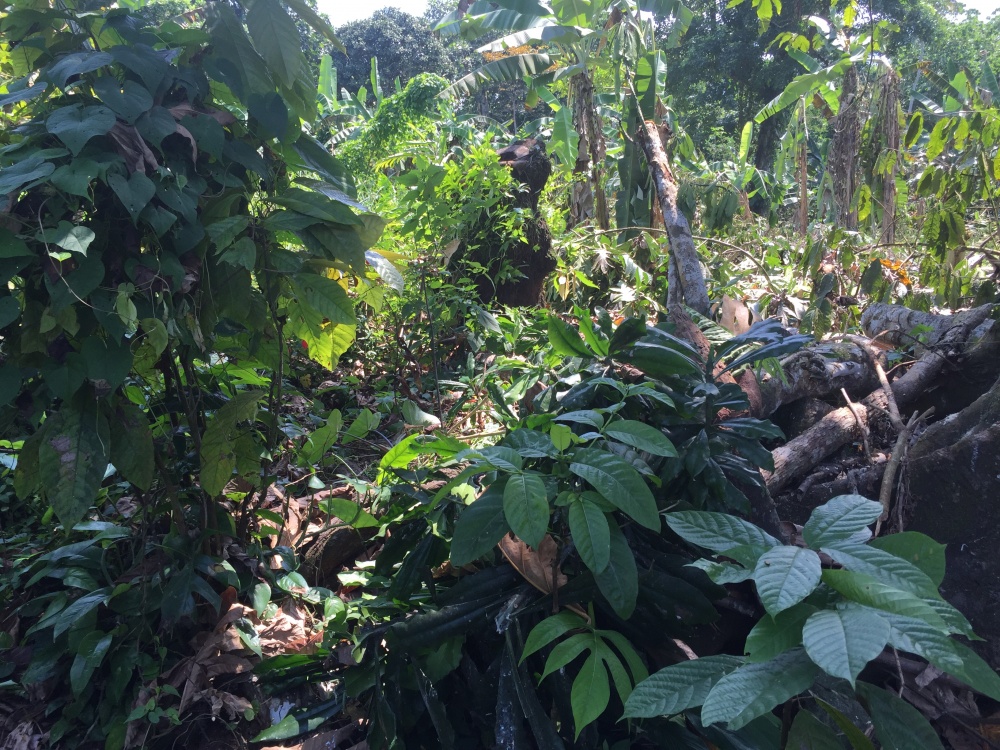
(498, 533, 567, 595)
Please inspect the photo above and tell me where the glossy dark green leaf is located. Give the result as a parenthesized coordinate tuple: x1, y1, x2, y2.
(547, 314, 593, 358)
(802, 605, 889, 686)
(623, 655, 743, 718)
(503, 471, 548, 549)
(46, 104, 115, 155)
(752, 546, 822, 616)
(857, 682, 944, 750)
(802, 495, 883, 548)
(92, 77, 153, 124)
(38, 404, 110, 530)
(451, 485, 510, 566)
(569, 448, 659, 530)
(604, 419, 677, 458)
(594, 522, 638, 618)
(569, 497, 611, 573)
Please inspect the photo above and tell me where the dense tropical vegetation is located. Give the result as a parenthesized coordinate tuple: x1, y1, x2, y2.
(0, 0, 999, 747)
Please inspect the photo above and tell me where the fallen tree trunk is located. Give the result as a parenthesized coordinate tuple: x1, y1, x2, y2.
(763, 305, 997, 493)
(636, 119, 710, 316)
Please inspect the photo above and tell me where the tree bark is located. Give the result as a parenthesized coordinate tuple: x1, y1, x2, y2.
(635, 119, 710, 316)
(568, 71, 609, 230)
(830, 66, 860, 230)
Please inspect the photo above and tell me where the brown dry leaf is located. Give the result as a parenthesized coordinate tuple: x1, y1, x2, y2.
(107, 122, 158, 174)
(173, 122, 198, 164)
(498, 533, 567, 594)
(258, 599, 313, 656)
(719, 295, 756, 335)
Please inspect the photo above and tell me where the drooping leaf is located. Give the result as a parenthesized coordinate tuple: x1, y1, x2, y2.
(292, 274, 356, 325)
(856, 682, 944, 750)
(442, 53, 553, 99)
(821, 570, 946, 630)
(593, 522, 638, 618)
(91, 77, 153, 124)
(199, 391, 260, 496)
(623, 655, 743, 718)
(571, 650, 610, 738)
(802, 605, 889, 686)
(38, 404, 111, 529)
(569, 448, 659, 530)
(503, 471, 549, 550)
(701, 649, 818, 730)
(547, 314, 593, 358)
(568, 496, 611, 573)
(0, 154, 55, 195)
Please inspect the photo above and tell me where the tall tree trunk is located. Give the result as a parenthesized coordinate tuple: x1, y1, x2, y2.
(796, 100, 809, 237)
(635, 119, 710, 315)
(829, 65, 861, 230)
(877, 70, 901, 245)
(568, 71, 609, 230)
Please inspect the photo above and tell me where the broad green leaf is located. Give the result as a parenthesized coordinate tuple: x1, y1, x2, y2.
(569, 497, 611, 573)
(276, 188, 362, 225)
(442, 53, 553, 99)
(40, 221, 96, 256)
(303, 409, 342, 464)
(569, 448, 659, 530)
(282, 0, 346, 52)
(547, 315, 593, 358)
(752, 546, 822, 615)
(744, 603, 815, 663)
(503, 471, 548, 549)
(401, 400, 440, 428)
(701, 648, 818, 730)
(604, 420, 677, 458)
(943, 640, 1000, 702)
(0, 154, 55, 195)
(91, 77, 153, 124)
(594, 522, 638, 618)
(667, 511, 781, 557)
(199, 391, 260, 496)
(856, 682, 944, 750)
(46, 104, 115, 155)
(802, 494, 883, 548)
(292, 274, 355, 326)
(623, 655, 743, 718)
(341, 408, 379, 445)
(786, 709, 846, 750)
(247, 0, 310, 89)
(38, 405, 110, 529)
(522, 611, 586, 662)
(318, 497, 378, 528)
(451, 484, 510, 566)
(70, 631, 113, 697)
(869, 532, 946, 586)
(821, 570, 946, 630)
(109, 400, 154, 491)
(503, 429, 557, 459)
(626, 341, 702, 378)
(802, 605, 889, 687)
(821, 543, 939, 597)
(0, 296, 18, 329)
(253, 582, 271, 617)
(206, 216, 249, 251)
(541, 632, 593, 680)
(571, 650, 610, 738)
(48, 51, 113, 89)
(108, 172, 155, 222)
(50, 159, 99, 197)
(815, 698, 876, 750)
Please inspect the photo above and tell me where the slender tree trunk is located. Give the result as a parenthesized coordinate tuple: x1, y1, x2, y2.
(568, 71, 609, 230)
(635, 119, 710, 315)
(878, 70, 901, 245)
(796, 100, 809, 237)
(829, 66, 861, 230)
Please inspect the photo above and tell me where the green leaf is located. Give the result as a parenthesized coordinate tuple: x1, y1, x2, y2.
(626, 341, 703, 378)
(604, 420, 677, 458)
(503, 471, 549, 550)
(541, 632, 592, 680)
(904, 112, 923, 148)
(70, 631, 113, 697)
(666, 511, 781, 557)
(522, 611, 586, 662)
(786, 709, 847, 750)
(856, 682, 944, 750)
(91, 77, 153, 124)
(253, 582, 271, 617)
(802, 494, 883, 548)
(247, 0, 311, 89)
(869, 532, 946, 586)
(569, 497, 611, 573)
(199, 391, 260, 496)
(107, 172, 156, 223)
(451, 484, 510, 566)
(822, 570, 946, 630)
(442, 53, 553, 99)
(292, 274, 356, 325)
(547, 315, 593, 358)
(815, 698, 876, 750)
(569, 448, 659, 530)
(752, 546, 822, 615)
(821, 542, 939, 597)
(281, 0, 346, 53)
(802, 605, 889, 687)
(38, 404, 110, 529)
(41, 221, 96, 255)
(109, 400, 154, 491)
(943, 641, 1000, 702)
(50, 158, 100, 198)
(48, 51, 114, 89)
(401, 400, 440, 428)
(504, 429, 557, 459)
(318, 497, 378, 528)
(277, 188, 362, 225)
(0, 296, 19, 329)
(571, 650, 610, 738)
(623, 655, 743, 718)
(341, 408, 379, 445)
(0, 154, 55, 195)
(594, 522, 638, 618)
(744, 603, 815, 663)
(700, 649, 818, 730)
(46, 104, 116, 155)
